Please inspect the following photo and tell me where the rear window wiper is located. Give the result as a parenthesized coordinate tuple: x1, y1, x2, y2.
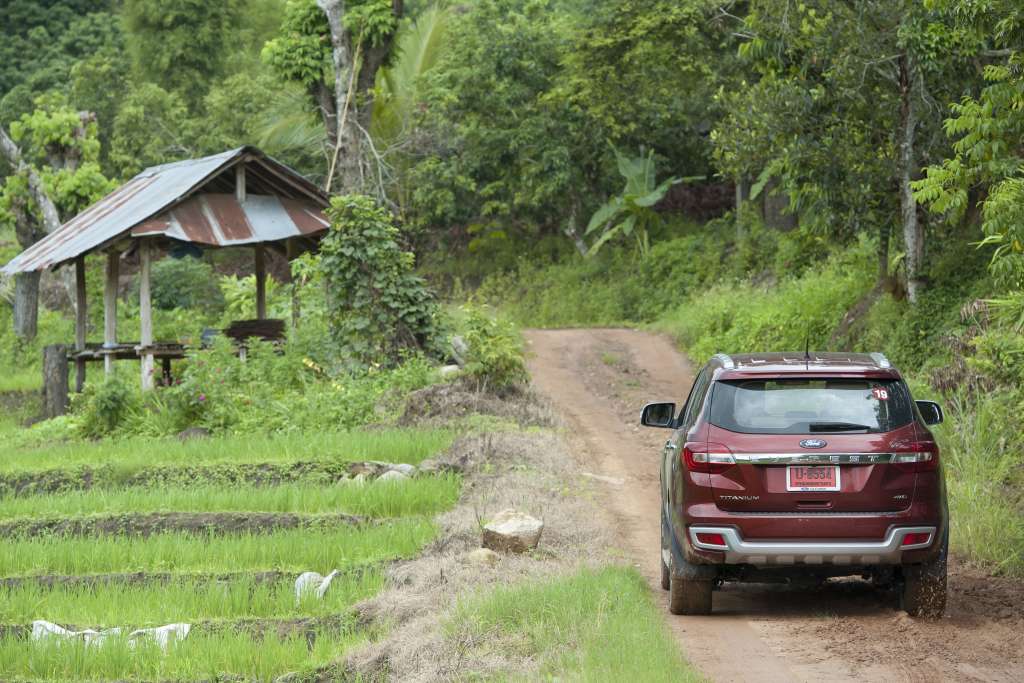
(809, 422, 873, 432)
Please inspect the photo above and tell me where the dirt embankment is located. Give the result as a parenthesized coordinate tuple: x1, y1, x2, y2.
(524, 328, 1024, 683)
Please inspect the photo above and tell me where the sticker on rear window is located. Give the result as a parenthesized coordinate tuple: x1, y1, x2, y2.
(872, 387, 889, 400)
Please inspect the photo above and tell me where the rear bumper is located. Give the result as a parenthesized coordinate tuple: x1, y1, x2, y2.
(688, 525, 936, 566)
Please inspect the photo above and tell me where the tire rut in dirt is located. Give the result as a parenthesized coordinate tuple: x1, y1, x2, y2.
(0, 511, 369, 538)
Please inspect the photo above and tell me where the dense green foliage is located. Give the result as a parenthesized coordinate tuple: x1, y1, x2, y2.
(320, 195, 443, 366)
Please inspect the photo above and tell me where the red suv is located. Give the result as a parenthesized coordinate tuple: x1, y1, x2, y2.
(642, 352, 947, 617)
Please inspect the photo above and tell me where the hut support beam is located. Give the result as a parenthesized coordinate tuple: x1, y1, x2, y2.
(74, 256, 87, 392)
(103, 250, 119, 376)
(255, 245, 267, 319)
(139, 240, 154, 390)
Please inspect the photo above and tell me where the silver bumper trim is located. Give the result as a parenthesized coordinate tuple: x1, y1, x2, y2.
(689, 525, 936, 565)
(731, 452, 896, 465)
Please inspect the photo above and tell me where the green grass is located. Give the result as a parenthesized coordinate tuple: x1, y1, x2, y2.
(0, 427, 453, 474)
(0, 571, 383, 624)
(0, 520, 436, 576)
(447, 565, 701, 682)
(0, 627, 363, 682)
(937, 392, 1024, 576)
(0, 476, 461, 519)
(0, 370, 41, 393)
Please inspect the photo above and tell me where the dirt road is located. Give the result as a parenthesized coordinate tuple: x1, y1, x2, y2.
(525, 328, 1024, 683)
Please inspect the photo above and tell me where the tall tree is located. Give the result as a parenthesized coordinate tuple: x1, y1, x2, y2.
(122, 0, 243, 111)
(263, 0, 404, 193)
(0, 101, 113, 340)
(713, 1, 978, 302)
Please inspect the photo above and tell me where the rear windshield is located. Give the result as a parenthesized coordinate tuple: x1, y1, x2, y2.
(708, 378, 914, 434)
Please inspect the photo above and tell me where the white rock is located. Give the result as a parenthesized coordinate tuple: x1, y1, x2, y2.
(378, 469, 410, 482)
(482, 509, 544, 554)
(390, 463, 416, 476)
(439, 364, 462, 377)
(464, 548, 500, 566)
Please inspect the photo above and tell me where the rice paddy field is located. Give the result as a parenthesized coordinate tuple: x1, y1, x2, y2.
(0, 427, 459, 681)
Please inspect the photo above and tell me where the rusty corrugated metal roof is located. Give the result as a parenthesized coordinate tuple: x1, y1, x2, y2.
(1, 146, 329, 274)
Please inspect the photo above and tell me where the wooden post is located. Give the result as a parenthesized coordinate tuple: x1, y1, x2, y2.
(42, 344, 69, 419)
(236, 163, 246, 203)
(103, 249, 119, 376)
(287, 238, 300, 329)
(74, 256, 87, 392)
(139, 240, 154, 390)
(254, 245, 267, 320)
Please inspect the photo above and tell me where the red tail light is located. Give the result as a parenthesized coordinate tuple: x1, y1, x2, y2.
(695, 532, 727, 547)
(683, 442, 735, 474)
(901, 532, 932, 547)
(892, 441, 940, 473)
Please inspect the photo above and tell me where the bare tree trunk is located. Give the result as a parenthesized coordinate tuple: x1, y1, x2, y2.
(1, 125, 65, 340)
(0, 127, 61, 234)
(898, 54, 924, 303)
(316, 0, 403, 194)
(13, 272, 40, 340)
(317, 0, 364, 193)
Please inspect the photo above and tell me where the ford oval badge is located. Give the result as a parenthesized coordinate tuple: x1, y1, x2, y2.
(800, 439, 827, 449)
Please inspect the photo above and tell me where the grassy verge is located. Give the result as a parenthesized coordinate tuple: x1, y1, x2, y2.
(0, 571, 383, 624)
(0, 627, 365, 682)
(0, 521, 435, 576)
(447, 565, 701, 682)
(0, 428, 453, 473)
(936, 393, 1024, 575)
(0, 476, 461, 519)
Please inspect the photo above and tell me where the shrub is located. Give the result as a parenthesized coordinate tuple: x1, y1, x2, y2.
(457, 305, 528, 389)
(73, 375, 141, 439)
(320, 195, 443, 366)
(141, 257, 225, 313)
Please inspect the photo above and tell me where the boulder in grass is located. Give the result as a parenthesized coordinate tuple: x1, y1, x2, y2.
(439, 364, 461, 378)
(378, 469, 409, 483)
(390, 463, 417, 476)
(482, 509, 544, 554)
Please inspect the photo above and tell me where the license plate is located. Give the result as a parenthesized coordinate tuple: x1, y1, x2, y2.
(786, 465, 840, 492)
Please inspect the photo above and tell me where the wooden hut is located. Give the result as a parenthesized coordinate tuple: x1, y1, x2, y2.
(0, 146, 330, 401)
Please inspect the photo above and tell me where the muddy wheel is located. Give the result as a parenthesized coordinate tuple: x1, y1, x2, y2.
(660, 511, 671, 591)
(668, 573, 712, 615)
(900, 532, 948, 618)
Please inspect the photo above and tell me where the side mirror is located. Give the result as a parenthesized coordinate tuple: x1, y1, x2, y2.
(641, 402, 676, 428)
(916, 400, 944, 426)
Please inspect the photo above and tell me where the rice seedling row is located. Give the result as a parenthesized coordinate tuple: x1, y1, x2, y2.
(0, 428, 453, 475)
(0, 572, 384, 625)
(0, 477, 460, 519)
(0, 521, 436, 576)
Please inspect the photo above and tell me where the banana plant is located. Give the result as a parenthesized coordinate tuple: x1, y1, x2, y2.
(585, 147, 679, 257)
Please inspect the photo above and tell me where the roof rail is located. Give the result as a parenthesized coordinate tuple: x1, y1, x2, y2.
(869, 352, 891, 369)
(713, 353, 735, 369)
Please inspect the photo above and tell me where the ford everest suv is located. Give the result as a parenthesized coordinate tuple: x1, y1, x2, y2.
(641, 353, 947, 617)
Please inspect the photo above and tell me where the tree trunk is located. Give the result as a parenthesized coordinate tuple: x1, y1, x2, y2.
(42, 344, 69, 419)
(878, 222, 890, 282)
(317, 0, 403, 194)
(898, 54, 924, 303)
(13, 272, 40, 341)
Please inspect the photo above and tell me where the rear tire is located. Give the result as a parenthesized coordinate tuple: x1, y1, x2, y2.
(900, 532, 948, 618)
(668, 573, 713, 615)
